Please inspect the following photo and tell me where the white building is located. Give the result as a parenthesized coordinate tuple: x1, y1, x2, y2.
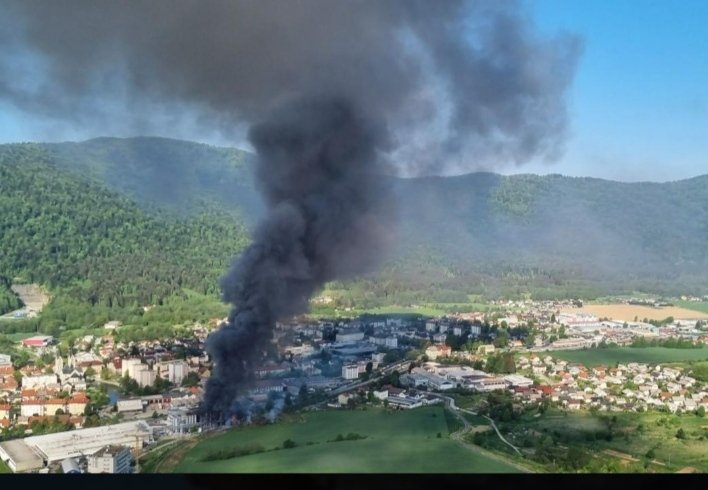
(134, 366, 156, 388)
(503, 374, 534, 388)
(166, 361, 188, 385)
(121, 359, 143, 378)
(342, 364, 359, 380)
(369, 336, 398, 349)
(469, 377, 508, 392)
(425, 321, 437, 333)
(469, 324, 482, 337)
(22, 374, 58, 389)
(336, 330, 365, 343)
(116, 399, 144, 413)
(0, 421, 151, 472)
(87, 445, 132, 474)
(0, 354, 11, 366)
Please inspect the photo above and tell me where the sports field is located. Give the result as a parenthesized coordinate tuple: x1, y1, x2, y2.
(171, 407, 521, 473)
(563, 304, 708, 322)
(552, 346, 708, 367)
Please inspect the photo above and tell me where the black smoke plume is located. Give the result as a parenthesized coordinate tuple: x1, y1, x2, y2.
(1, 1, 582, 414)
(204, 96, 392, 414)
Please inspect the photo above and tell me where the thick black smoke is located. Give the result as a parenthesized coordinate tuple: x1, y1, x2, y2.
(1, 0, 580, 175)
(1, 1, 582, 413)
(204, 96, 392, 414)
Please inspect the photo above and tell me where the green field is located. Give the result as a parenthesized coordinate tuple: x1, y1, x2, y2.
(171, 407, 521, 473)
(676, 301, 708, 314)
(0, 458, 10, 474)
(496, 410, 708, 472)
(551, 347, 708, 367)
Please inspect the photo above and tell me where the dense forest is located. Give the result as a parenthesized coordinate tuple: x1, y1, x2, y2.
(1, 137, 707, 331)
(0, 143, 248, 326)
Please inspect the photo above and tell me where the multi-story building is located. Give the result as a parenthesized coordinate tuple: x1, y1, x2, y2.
(342, 364, 359, 380)
(87, 445, 132, 474)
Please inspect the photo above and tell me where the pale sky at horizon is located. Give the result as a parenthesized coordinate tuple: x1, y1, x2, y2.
(1, 0, 707, 183)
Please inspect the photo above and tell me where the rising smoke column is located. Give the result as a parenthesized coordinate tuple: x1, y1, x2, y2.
(204, 96, 391, 414)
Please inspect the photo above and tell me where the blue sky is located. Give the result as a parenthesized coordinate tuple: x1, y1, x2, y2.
(519, 0, 708, 181)
(1, 1, 707, 182)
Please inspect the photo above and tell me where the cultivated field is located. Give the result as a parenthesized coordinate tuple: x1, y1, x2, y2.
(676, 301, 708, 315)
(563, 304, 708, 322)
(552, 347, 708, 366)
(169, 407, 521, 473)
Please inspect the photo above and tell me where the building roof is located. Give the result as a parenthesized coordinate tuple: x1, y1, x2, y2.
(20, 421, 150, 463)
(91, 445, 130, 458)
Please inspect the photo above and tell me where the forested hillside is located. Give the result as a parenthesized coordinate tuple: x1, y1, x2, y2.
(0, 144, 249, 327)
(1, 137, 707, 327)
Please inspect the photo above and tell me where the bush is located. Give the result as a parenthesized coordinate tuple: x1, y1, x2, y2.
(199, 444, 265, 462)
(283, 439, 297, 449)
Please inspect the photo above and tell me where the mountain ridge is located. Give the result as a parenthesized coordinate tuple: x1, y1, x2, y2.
(1, 137, 707, 316)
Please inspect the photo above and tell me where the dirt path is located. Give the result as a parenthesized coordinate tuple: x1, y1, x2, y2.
(442, 399, 533, 473)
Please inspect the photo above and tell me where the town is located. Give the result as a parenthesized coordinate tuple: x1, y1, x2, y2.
(0, 297, 707, 473)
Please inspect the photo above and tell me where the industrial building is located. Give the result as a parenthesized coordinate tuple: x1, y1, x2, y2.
(0, 421, 151, 472)
(87, 445, 132, 474)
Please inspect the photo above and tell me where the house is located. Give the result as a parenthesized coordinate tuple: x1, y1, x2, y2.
(425, 345, 451, 361)
(0, 403, 10, 420)
(373, 389, 388, 401)
(67, 393, 89, 416)
(477, 345, 495, 355)
(338, 393, 355, 405)
(21, 336, 54, 348)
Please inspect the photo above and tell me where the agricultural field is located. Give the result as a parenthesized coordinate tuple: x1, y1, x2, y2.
(552, 347, 708, 367)
(562, 304, 708, 322)
(676, 301, 708, 315)
(166, 407, 521, 473)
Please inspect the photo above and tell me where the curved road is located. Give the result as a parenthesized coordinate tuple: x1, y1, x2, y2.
(431, 393, 524, 457)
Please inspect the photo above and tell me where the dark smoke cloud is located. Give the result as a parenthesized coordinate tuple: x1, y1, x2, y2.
(204, 96, 393, 414)
(1, 0, 581, 176)
(1, 1, 582, 413)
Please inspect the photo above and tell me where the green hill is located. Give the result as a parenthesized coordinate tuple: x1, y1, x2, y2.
(1, 137, 707, 328)
(0, 143, 249, 331)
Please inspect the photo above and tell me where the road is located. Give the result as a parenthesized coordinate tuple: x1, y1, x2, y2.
(430, 393, 524, 464)
(321, 367, 532, 473)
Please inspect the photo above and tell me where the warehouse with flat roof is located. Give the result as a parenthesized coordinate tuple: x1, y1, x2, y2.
(0, 421, 151, 472)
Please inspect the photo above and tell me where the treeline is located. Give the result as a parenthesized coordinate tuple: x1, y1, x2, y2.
(0, 144, 248, 327)
(630, 337, 703, 349)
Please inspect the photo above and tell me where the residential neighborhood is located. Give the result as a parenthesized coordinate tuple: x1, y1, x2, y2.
(1, 297, 707, 473)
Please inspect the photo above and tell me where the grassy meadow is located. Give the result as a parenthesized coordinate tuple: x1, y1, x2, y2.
(551, 347, 708, 367)
(168, 407, 521, 473)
